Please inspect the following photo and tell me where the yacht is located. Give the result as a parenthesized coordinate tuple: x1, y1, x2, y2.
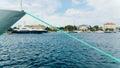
(0, 9, 25, 34)
(12, 26, 48, 34)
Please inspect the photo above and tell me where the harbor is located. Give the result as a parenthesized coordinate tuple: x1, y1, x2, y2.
(0, 0, 120, 68)
(6, 22, 120, 34)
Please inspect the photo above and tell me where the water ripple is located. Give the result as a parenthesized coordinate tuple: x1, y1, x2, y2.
(0, 33, 120, 68)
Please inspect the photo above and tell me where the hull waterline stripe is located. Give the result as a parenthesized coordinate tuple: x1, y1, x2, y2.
(25, 11, 120, 63)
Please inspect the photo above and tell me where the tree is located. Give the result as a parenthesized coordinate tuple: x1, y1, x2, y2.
(59, 27, 65, 30)
(45, 27, 51, 31)
(88, 25, 94, 31)
(73, 25, 77, 30)
(93, 25, 99, 31)
(64, 25, 74, 31)
(45, 27, 57, 32)
(105, 28, 114, 31)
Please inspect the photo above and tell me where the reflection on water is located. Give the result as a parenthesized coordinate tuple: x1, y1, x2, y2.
(0, 32, 120, 68)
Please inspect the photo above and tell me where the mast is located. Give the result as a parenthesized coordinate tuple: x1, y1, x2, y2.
(20, 0, 23, 10)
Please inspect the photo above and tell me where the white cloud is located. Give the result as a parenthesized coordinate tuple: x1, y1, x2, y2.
(86, 0, 120, 17)
(62, 0, 120, 26)
(64, 8, 82, 16)
(0, 0, 61, 27)
(0, 0, 21, 10)
(86, 0, 120, 25)
(30, 0, 120, 26)
(72, 0, 80, 5)
(0, 0, 120, 27)
(24, 0, 61, 15)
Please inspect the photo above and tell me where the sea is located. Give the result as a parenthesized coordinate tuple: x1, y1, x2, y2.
(0, 32, 120, 68)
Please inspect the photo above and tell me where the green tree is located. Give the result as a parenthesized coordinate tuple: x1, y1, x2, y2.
(59, 27, 65, 30)
(105, 28, 114, 31)
(45, 27, 57, 32)
(73, 25, 77, 30)
(65, 25, 74, 31)
(45, 27, 51, 31)
(88, 25, 94, 31)
(93, 25, 99, 31)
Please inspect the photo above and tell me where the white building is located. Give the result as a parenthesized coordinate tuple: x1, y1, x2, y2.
(78, 25, 88, 32)
(103, 23, 116, 31)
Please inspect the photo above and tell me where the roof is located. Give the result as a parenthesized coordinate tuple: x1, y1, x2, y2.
(104, 23, 116, 25)
(78, 25, 88, 27)
(24, 24, 45, 27)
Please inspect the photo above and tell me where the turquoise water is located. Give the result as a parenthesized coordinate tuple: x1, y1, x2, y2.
(0, 32, 120, 68)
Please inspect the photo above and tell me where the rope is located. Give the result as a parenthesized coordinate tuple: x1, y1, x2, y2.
(24, 11, 120, 63)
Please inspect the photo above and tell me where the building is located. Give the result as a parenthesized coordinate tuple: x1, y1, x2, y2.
(78, 25, 88, 32)
(103, 23, 116, 31)
(24, 24, 46, 30)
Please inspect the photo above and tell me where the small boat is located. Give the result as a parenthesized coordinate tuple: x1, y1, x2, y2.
(104, 31, 116, 33)
(66, 31, 77, 33)
(75, 31, 82, 33)
(68, 31, 77, 33)
(95, 31, 104, 33)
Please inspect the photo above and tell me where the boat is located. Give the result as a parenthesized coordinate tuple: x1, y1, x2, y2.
(104, 31, 116, 33)
(95, 31, 104, 33)
(0, 9, 25, 34)
(75, 31, 82, 33)
(12, 27, 48, 34)
(68, 31, 78, 33)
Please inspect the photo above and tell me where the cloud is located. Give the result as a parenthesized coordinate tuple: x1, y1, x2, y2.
(72, 0, 80, 5)
(62, 0, 120, 26)
(64, 8, 82, 16)
(86, 0, 120, 25)
(0, 0, 21, 10)
(23, 0, 61, 15)
(0, 0, 120, 27)
(0, 0, 61, 27)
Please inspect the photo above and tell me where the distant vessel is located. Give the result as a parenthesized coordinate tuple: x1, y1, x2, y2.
(95, 31, 104, 33)
(67, 31, 77, 33)
(104, 31, 116, 33)
(0, 9, 25, 34)
(12, 27, 48, 34)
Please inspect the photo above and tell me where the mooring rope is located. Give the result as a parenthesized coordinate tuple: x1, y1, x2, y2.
(24, 11, 120, 63)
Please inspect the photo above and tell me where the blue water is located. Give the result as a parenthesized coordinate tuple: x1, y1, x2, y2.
(0, 32, 120, 68)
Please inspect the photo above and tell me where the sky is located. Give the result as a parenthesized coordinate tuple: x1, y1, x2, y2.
(0, 0, 120, 27)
